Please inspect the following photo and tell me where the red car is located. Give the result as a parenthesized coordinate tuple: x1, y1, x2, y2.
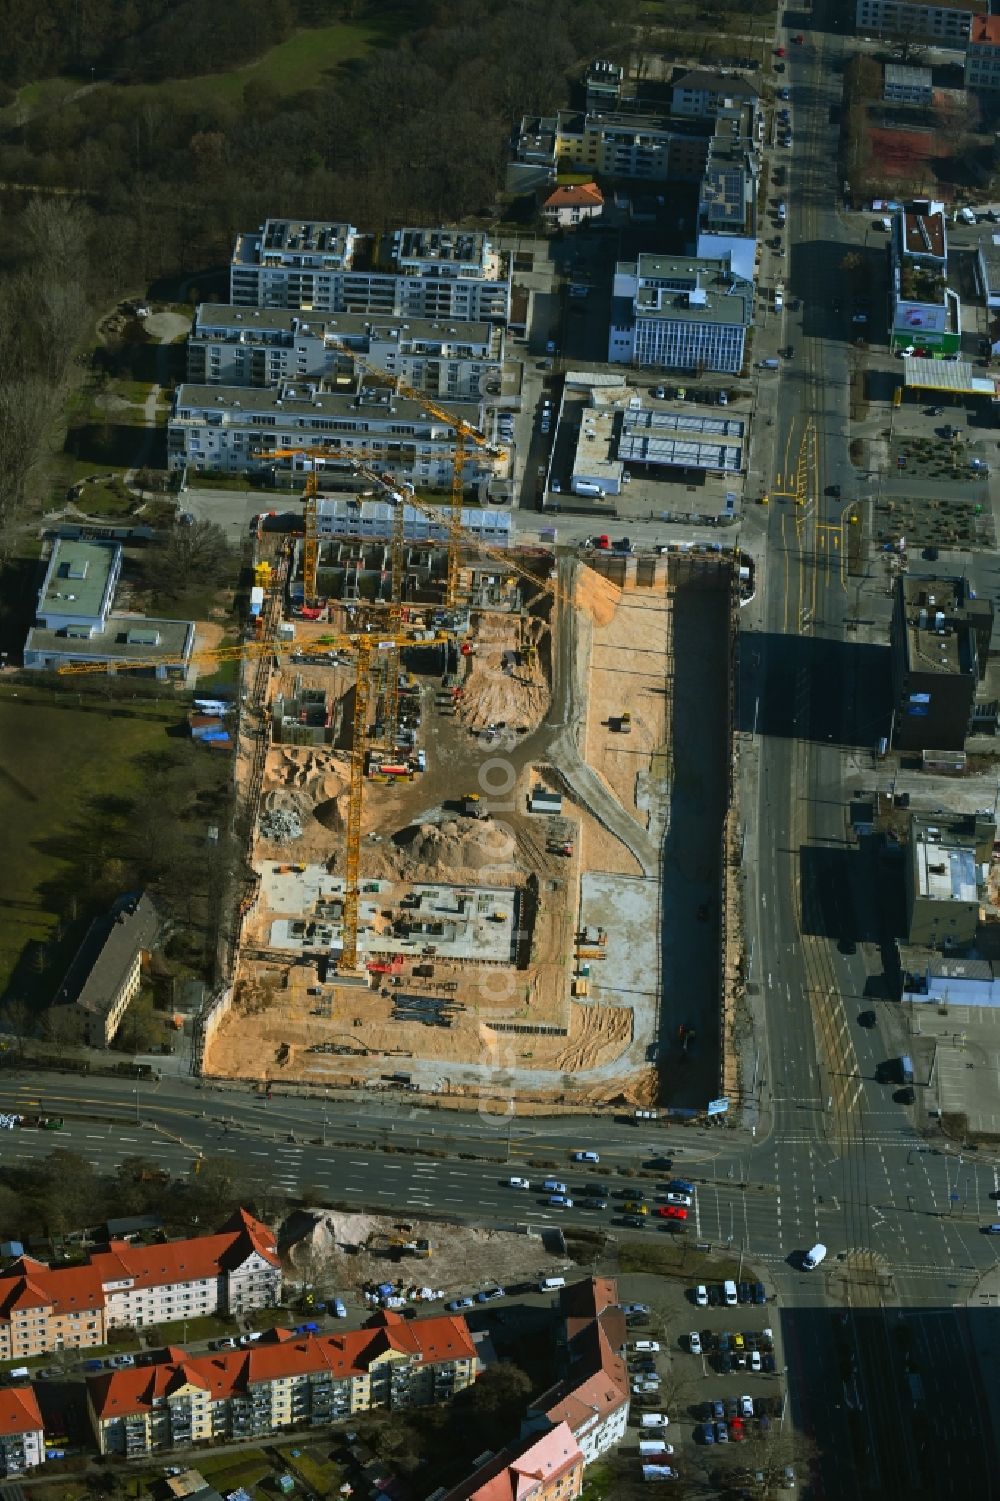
(730, 1417, 745, 1442)
(658, 1205, 688, 1221)
(775, 46, 785, 56)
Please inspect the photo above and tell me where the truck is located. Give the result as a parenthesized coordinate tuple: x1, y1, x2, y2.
(774, 284, 784, 312)
(249, 585, 265, 618)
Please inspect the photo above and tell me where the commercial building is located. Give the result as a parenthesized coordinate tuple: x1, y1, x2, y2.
(230, 220, 510, 325)
(88, 1309, 477, 1456)
(889, 575, 995, 750)
(167, 383, 493, 492)
(0, 1211, 280, 1360)
(438, 1422, 584, 1501)
(976, 234, 1000, 315)
(52, 891, 159, 1047)
(541, 183, 605, 229)
(315, 497, 511, 547)
(0, 1388, 46, 1476)
(902, 953, 1000, 1006)
(890, 207, 960, 355)
(883, 63, 934, 103)
(855, 0, 981, 42)
(671, 68, 760, 118)
(187, 305, 502, 401)
(905, 814, 981, 948)
(966, 14, 1000, 91)
(524, 1278, 630, 1465)
(608, 253, 754, 374)
(22, 538, 194, 680)
(617, 404, 745, 474)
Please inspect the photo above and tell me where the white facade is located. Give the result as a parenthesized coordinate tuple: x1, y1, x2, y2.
(0, 1423, 44, 1476)
(855, 0, 974, 40)
(316, 497, 512, 546)
(188, 305, 502, 400)
(608, 254, 753, 375)
(168, 383, 492, 490)
(573, 1400, 629, 1465)
(230, 219, 510, 324)
(966, 17, 1000, 89)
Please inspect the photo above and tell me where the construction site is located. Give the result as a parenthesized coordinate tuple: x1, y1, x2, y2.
(136, 352, 741, 1111)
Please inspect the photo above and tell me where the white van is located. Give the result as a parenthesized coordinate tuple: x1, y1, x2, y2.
(724, 1279, 738, 1306)
(538, 1276, 566, 1292)
(803, 1243, 827, 1270)
(639, 1413, 669, 1429)
(631, 1340, 660, 1353)
(6, 1367, 29, 1381)
(639, 1439, 671, 1456)
(572, 480, 607, 498)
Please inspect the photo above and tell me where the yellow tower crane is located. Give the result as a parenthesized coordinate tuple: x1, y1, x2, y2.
(323, 337, 508, 608)
(58, 623, 450, 971)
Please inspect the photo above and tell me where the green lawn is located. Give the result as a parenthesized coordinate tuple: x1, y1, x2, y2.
(0, 686, 178, 1001)
(195, 1452, 271, 1490)
(149, 1313, 234, 1344)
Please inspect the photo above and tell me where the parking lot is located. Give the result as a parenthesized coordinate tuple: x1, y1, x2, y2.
(612, 1267, 796, 1494)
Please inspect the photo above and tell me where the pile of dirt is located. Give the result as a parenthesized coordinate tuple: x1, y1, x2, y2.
(457, 617, 549, 733)
(398, 815, 517, 874)
(575, 566, 622, 628)
(280, 1207, 572, 1299)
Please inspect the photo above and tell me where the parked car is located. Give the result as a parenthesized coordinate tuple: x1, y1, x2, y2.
(694, 1285, 709, 1307)
(332, 1299, 347, 1319)
(109, 1354, 135, 1369)
(689, 1331, 702, 1355)
(699, 1423, 716, 1444)
(476, 1287, 505, 1303)
(753, 1282, 767, 1305)
(716, 1422, 729, 1444)
(446, 1297, 475, 1312)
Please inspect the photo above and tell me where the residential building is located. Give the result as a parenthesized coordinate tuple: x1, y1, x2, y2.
(88, 1310, 477, 1456)
(966, 14, 1000, 91)
(187, 305, 502, 400)
(695, 103, 762, 282)
(883, 62, 934, 103)
(855, 0, 981, 42)
(0, 1211, 280, 1360)
(438, 1422, 584, 1501)
(315, 497, 512, 547)
(608, 252, 754, 374)
(22, 538, 194, 680)
(524, 1278, 630, 1466)
(670, 68, 760, 118)
(905, 814, 981, 948)
(0, 1388, 45, 1476)
(541, 183, 605, 229)
(508, 111, 715, 194)
(890, 207, 960, 354)
(167, 383, 494, 492)
(889, 575, 995, 750)
(585, 59, 625, 112)
(52, 891, 159, 1047)
(230, 220, 511, 325)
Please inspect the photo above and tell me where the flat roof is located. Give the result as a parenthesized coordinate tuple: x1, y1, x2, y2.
(903, 211, 945, 260)
(573, 406, 622, 485)
(903, 359, 1000, 396)
(173, 383, 482, 429)
(914, 838, 977, 904)
(885, 63, 932, 86)
(617, 405, 745, 472)
(193, 304, 494, 348)
(25, 615, 195, 666)
(977, 234, 1000, 286)
(39, 539, 117, 621)
(394, 228, 487, 267)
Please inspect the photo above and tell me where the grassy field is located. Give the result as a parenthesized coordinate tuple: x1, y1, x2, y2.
(0, 686, 178, 1003)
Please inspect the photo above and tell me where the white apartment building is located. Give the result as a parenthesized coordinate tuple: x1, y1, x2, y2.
(966, 14, 1000, 91)
(187, 304, 502, 400)
(0, 1389, 46, 1476)
(230, 219, 510, 324)
(168, 382, 492, 491)
(855, 0, 979, 40)
(608, 253, 754, 375)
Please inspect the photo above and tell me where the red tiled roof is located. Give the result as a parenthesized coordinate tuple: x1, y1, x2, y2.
(0, 1209, 278, 1325)
(530, 1279, 629, 1436)
(972, 14, 1000, 44)
(439, 1422, 582, 1501)
(89, 1311, 477, 1421)
(0, 1386, 43, 1437)
(543, 183, 604, 209)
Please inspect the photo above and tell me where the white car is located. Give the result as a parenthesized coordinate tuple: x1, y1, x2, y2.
(694, 1285, 709, 1307)
(508, 1176, 530, 1190)
(750, 1349, 762, 1373)
(573, 1150, 600, 1163)
(631, 1340, 660, 1353)
(108, 1354, 135, 1369)
(543, 1179, 568, 1194)
(740, 1395, 754, 1418)
(664, 1192, 692, 1207)
(689, 1331, 702, 1356)
(622, 1302, 651, 1316)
